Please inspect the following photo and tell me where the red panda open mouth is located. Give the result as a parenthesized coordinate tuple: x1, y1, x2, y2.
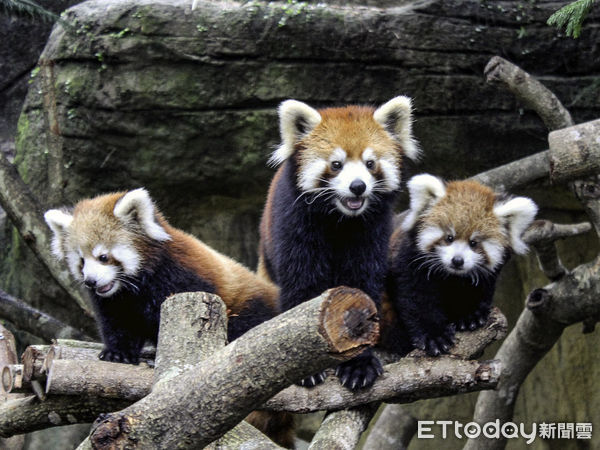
(96, 282, 115, 295)
(342, 197, 365, 211)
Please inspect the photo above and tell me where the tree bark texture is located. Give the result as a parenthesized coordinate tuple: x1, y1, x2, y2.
(308, 404, 379, 450)
(0, 289, 90, 342)
(467, 56, 600, 450)
(362, 404, 417, 450)
(86, 287, 377, 449)
(0, 152, 91, 317)
(0, 325, 25, 450)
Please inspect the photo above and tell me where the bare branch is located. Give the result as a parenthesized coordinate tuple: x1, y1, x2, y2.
(308, 404, 378, 450)
(484, 56, 574, 130)
(0, 395, 129, 438)
(85, 288, 378, 449)
(0, 152, 92, 317)
(523, 220, 593, 281)
(0, 289, 91, 342)
(362, 405, 417, 450)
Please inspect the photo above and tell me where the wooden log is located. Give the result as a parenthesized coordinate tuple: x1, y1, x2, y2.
(0, 324, 25, 449)
(264, 358, 501, 413)
(0, 152, 91, 317)
(362, 404, 417, 450)
(549, 119, 600, 184)
(484, 56, 574, 131)
(308, 404, 378, 450)
(0, 289, 91, 342)
(1, 365, 25, 393)
(20, 345, 50, 383)
(0, 395, 130, 438)
(46, 360, 153, 401)
(87, 287, 378, 449)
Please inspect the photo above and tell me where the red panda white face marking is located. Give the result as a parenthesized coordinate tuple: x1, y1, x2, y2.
(45, 188, 170, 298)
(270, 97, 419, 217)
(404, 174, 538, 281)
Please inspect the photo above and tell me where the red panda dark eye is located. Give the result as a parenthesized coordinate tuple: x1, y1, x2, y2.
(98, 254, 109, 263)
(331, 161, 343, 171)
(365, 160, 375, 170)
(469, 240, 478, 248)
(446, 235, 454, 243)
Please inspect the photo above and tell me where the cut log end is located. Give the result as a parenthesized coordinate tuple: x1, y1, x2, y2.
(319, 287, 379, 355)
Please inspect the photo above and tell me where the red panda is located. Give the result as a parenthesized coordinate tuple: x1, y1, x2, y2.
(384, 174, 537, 356)
(44, 188, 295, 448)
(258, 97, 419, 390)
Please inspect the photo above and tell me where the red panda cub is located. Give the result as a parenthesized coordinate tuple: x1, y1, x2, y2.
(259, 97, 419, 390)
(44, 188, 280, 363)
(386, 175, 537, 356)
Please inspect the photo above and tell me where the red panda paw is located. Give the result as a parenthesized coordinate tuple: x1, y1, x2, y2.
(455, 309, 490, 332)
(424, 325, 456, 357)
(98, 348, 140, 365)
(296, 370, 327, 388)
(335, 350, 383, 391)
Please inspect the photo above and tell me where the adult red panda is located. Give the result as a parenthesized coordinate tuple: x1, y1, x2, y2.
(45, 188, 295, 448)
(385, 175, 537, 356)
(258, 97, 419, 390)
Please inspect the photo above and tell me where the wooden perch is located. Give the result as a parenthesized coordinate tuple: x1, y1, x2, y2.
(362, 404, 417, 450)
(0, 152, 92, 317)
(0, 395, 130, 438)
(84, 287, 377, 449)
(46, 360, 153, 401)
(0, 289, 91, 341)
(484, 56, 574, 131)
(0, 324, 25, 449)
(308, 404, 378, 450)
(467, 56, 600, 450)
(0, 305, 506, 440)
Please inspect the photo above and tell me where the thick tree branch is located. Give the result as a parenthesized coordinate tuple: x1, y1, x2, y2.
(468, 57, 599, 450)
(484, 56, 574, 131)
(85, 288, 377, 449)
(308, 404, 379, 450)
(0, 395, 129, 438)
(362, 404, 417, 450)
(523, 220, 593, 281)
(0, 152, 92, 317)
(0, 289, 91, 342)
(0, 324, 25, 449)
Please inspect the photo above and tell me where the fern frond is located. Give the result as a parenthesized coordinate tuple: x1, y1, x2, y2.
(0, 0, 59, 23)
(547, 0, 596, 38)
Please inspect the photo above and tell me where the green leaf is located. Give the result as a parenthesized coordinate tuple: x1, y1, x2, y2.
(547, 0, 595, 38)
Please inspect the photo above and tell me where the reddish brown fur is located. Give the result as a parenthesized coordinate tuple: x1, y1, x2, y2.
(420, 180, 508, 249)
(297, 105, 401, 169)
(70, 192, 278, 313)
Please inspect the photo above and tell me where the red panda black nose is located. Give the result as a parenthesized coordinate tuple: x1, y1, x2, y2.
(84, 279, 97, 289)
(349, 179, 366, 196)
(451, 256, 464, 268)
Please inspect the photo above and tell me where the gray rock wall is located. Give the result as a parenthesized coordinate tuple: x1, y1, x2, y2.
(2, 0, 600, 447)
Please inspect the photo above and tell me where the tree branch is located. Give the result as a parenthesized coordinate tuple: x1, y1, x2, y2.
(308, 404, 379, 450)
(0, 395, 129, 438)
(0, 289, 91, 342)
(0, 324, 25, 449)
(468, 57, 599, 450)
(0, 152, 92, 317)
(484, 56, 574, 131)
(362, 404, 417, 450)
(84, 288, 378, 449)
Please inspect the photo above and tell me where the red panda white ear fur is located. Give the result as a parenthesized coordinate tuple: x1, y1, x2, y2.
(493, 197, 538, 254)
(113, 188, 171, 242)
(44, 209, 73, 260)
(373, 96, 420, 162)
(401, 174, 446, 231)
(268, 100, 322, 167)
